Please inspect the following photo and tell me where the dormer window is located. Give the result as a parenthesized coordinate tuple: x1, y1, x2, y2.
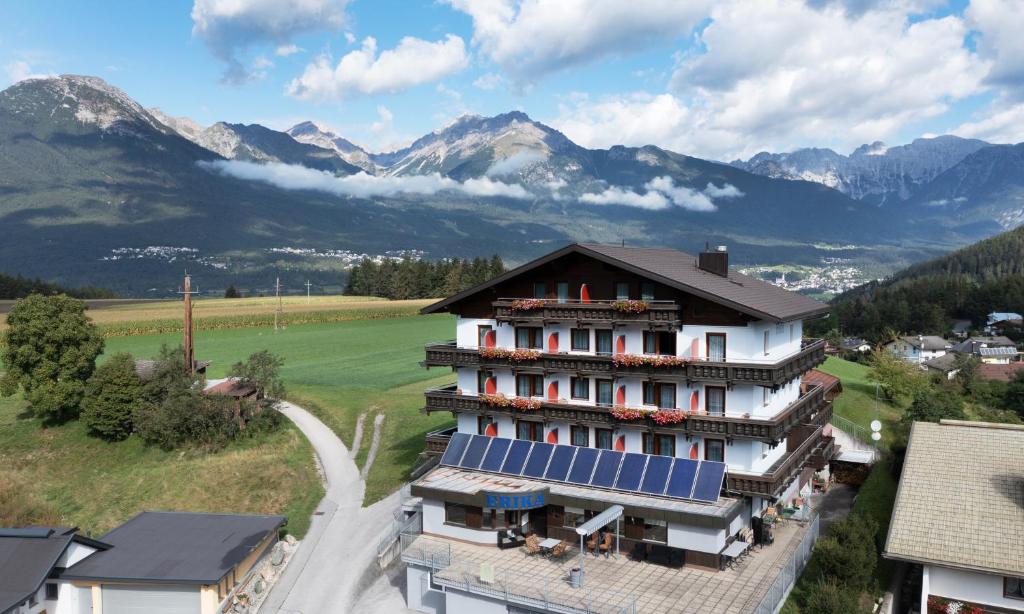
(641, 282, 655, 301)
(556, 282, 569, 303)
(533, 282, 547, 299)
(615, 282, 629, 300)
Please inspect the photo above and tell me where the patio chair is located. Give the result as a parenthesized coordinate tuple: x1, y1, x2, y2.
(479, 562, 495, 584)
(525, 534, 542, 556)
(586, 533, 599, 555)
(599, 532, 614, 558)
(551, 540, 569, 559)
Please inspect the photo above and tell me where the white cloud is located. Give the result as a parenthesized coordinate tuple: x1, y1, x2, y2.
(446, 0, 711, 83)
(275, 44, 302, 56)
(578, 176, 744, 212)
(191, 0, 348, 84)
(485, 151, 546, 177)
(4, 60, 53, 85)
(552, 0, 989, 160)
(645, 176, 717, 212)
(252, 56, 273, 69)
(344, 31, 356, 44)
(704, 182, 745, 199)
(473, 72, 504, 91)
(200, 159, 531, 200)
(580, 186, 670, 210)
(286, 35, 469, 100)
(951, 101, 1024, 144)
(966, 0, 1024, 91)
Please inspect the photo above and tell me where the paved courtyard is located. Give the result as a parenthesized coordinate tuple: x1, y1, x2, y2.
(404, 511, 817, 614)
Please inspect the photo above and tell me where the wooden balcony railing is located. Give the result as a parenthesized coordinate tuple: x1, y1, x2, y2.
(424, 426, 458, 456)
(493, 298, 681, 329)
(422, 383, 830, 443)
(726, 425, 835, 497)
(423, 339, 826, 387)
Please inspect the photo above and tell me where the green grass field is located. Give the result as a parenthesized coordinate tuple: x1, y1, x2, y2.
(818, 357, 906, 450)
(104, 314, 458, 504)
(0, 394, 323, 538)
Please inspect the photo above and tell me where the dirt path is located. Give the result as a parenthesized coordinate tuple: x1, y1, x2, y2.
(360, 414, 385, 480)
(351, 411, 367, 458)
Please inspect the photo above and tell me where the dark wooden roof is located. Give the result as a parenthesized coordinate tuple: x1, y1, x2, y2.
(422, 243, 829, 322)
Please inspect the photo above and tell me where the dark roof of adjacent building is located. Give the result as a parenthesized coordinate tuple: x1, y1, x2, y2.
(133, 359, 211, 380)
(891, 335, 950, 351)
(61, 512, 285, 585)
(951, 336, 1016, 355)
(978, 363, 1024, 382)
(923, 353, 959, 373)
(0, 527, 108, 613)
(801, 369, 842, 397)
(204, 378, 259, 398)
(421, 243, 829, 323)
(885, 421, 1024, 577)
(839, 337, 869, 350)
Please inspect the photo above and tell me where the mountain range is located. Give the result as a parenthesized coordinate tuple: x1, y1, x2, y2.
(0, 74, 1021, 295)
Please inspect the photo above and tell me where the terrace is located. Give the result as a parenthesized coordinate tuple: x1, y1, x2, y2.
(401, 510, 820, 614)
(492, 298, 682, 330)
(422, 339, 826, 387)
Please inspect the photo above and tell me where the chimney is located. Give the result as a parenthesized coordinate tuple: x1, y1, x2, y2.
(698, 243, 729, 277)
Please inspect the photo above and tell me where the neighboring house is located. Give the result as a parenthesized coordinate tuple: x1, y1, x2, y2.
(978, 363, 1024, 382)
(923, 354, 960, 380)
(134, 358, 210, 379)
(885, 420, 1024, 613)
(2, 512, 285, 614)
(407, 243, 837, 613)
(986, 312, 1023, 334)
(884, 335, 951, 364)
(0, 527, 109, 614)
(951, 319, 972, 339)
(839, 337, 871, 353)
(204, 377, 264, 420)
(952, 336, 1020, 364)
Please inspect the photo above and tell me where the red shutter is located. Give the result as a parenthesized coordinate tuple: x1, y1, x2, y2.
(689, 443, 699, 460)
(580, 284, 591, 303)
(548, 332, 559, 353)
(485, 422, 498, 437)
(485, 377, 497, 395)
(485, 330, 497, 348)
(547, 381, 559, 402)
(615, 385, 626, 405)
(615, 335, 626, 355)
(690, 338, 700, 359)
(614, 435, 626, 451)
(690, 390, 699, 413)
(547, 428, 559, 444)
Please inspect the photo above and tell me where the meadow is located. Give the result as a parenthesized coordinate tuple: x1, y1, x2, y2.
(817, 356, 905, 450)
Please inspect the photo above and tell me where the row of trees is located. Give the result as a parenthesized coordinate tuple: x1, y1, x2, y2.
(1, 294, 284, 450)
(344, 255, 505, 299)
(0, 272, 115, 300)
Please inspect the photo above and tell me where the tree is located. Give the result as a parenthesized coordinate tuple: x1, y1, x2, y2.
(953, 354, 980, 396)
(224, 284, 241, 298)
(135, 390, 238, 451)
(904, 388, 966, 425)
(804, 578, 863, 614)
(0, 294, 104, 422)
(1004, 369, 1024, 417)
(81, 353, 144, 440)
(141, 345, 196, 406)
(867, 349, 928, 402)
(229, 350, 285, 399)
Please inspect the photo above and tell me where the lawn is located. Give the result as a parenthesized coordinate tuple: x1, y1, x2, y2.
(818, 357, 906, 450)
(0, 394, 323, 538)
(103, 314, 458, 505)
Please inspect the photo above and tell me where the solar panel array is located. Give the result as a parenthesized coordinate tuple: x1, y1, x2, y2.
(439, 433, 727, 504)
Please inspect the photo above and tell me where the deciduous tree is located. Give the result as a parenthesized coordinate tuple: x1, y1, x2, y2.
(82, 353, 143, 440)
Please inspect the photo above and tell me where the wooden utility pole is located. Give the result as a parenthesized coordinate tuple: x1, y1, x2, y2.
(274, 277, 283, 332)
(305, 279, 312, 305)
(178, 273, 199, 375)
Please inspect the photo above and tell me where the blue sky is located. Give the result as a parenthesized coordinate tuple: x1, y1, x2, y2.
(2, 0, 1022, 159)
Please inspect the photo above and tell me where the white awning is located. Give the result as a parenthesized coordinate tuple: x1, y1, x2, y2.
(575, 505, 624, 536)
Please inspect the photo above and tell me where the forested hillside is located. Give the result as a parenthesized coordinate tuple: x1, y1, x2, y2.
(811, 225, 1024, 340)
(344, 256, 505, 300)
(0, 272, 115, 299)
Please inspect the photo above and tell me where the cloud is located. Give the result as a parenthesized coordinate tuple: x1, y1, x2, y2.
(485, 151, 546, 177)
(704, 182, 745, 199)
(580, 186, 670, 210)
(645, 176, 717, 212)
(199, 159, 530, 200)
(579, 176, 744, 212)
(966, 0, 1024, 92)
(286, 35, 468, 100)
(191, 0, 348, 84)
(445, 0, 711, 83)
(473, 73, 504, 91)
(4, 60, 54, 85)
(552, 0, 989, 160)
(274, 44, 302, 56)
(951, 101, 1024, 144)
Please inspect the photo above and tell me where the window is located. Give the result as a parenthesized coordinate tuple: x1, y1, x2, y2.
(643, 382, 656, 405)
(643, 433, 675, 456)
(517, 420, 543, 442)
(571, 425, 589, 447)
(763, 330, 770, 356)
(643, 519, 668, 543)
(478, 324, 493, 348)
(533, 282, 547, 299)
(705, 438, 725, 462)
(477, 370, 492, 394)
(1006, 577, 1024, 600)
(595, 428, 613, 450)
(707, 333, 726, 361)
(641, 282, 655, 301)
(571, 377, 589, 400)
(596, 380, 613, 405)
(478, 415, 495, 435)
(556, 282, 569, 304)
(616, 282, 630, 300)
(643, 382, 675, 408)
(571, 328, 590, 351)
(46, 583, 58, 600)
(644, 331, 676, 356)
(563, 506, 586, 528)
(445, 502, 467, 526)
(706, 386, 726, 416)
(515, 326, 543, 349)
(595, 330, 613, 354)
(643, 331, 656, 355)
(516, 374, 543, 397)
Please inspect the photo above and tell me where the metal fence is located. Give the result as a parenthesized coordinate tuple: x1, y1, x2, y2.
(752, 513, 821, 614)
(400, 534, 637, 614)
(377, 507, 423, 568)
(830, 413, 881, 459)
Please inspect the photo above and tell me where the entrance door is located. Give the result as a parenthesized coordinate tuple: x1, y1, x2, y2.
(529, 507, 548, 537)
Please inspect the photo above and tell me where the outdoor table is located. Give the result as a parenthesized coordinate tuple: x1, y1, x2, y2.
(721, 540, 750, 569)
(538, 537, 561, 553)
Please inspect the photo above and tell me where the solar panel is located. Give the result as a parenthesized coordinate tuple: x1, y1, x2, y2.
(567, 447, 599, 485)
(614, 453, 648, 491)
(590, 450, 623, 488)
(544, 445, 577, 481)
(501, 440, 533, 475)
(459, 434, 493, 470)
(480, 437, 512, 472)
(692, 461, 727, 503)
(665, 458, 699, 499)
(522, 442, 555, 478)
(439, 432, 471, 466)
(639, 455, 673, 495)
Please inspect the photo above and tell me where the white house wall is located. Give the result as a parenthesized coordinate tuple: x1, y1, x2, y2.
(667, 522, 725, 554)
(927, 565, 1024, 612)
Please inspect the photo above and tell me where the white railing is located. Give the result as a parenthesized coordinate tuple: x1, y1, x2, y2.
(752, 513, 820, 614)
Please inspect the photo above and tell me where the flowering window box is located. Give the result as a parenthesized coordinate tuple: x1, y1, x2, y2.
(478, 347, 542, 362)
(510, 298, 547, 311)
(610, 299, 649, 313)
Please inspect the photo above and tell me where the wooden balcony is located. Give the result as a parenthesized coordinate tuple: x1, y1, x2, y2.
(493, 298, 681, 329)
(422, 383, 830, 443)
(726, 426, 836, 498)
(424, 426, 458, 456)
(422, 339, 826, 388)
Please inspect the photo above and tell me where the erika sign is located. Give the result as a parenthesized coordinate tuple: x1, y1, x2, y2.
(483, 489, 548, 510)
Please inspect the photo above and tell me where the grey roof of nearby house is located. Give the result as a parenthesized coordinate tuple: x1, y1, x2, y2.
(421, 243, 829, 323)
(979, 346, 1019, 357)
(61, 512, 285, 585)
(951, 319, 972, 333)
(884, 421, 1024, 577)
(923, 353, 959, 372)
(951, 336, 1017, 354)
(894, 335, 950, 351)
(840, 337, 869, 350)
(0, 528, 105, 613)
(987, 312, 1023, 324)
